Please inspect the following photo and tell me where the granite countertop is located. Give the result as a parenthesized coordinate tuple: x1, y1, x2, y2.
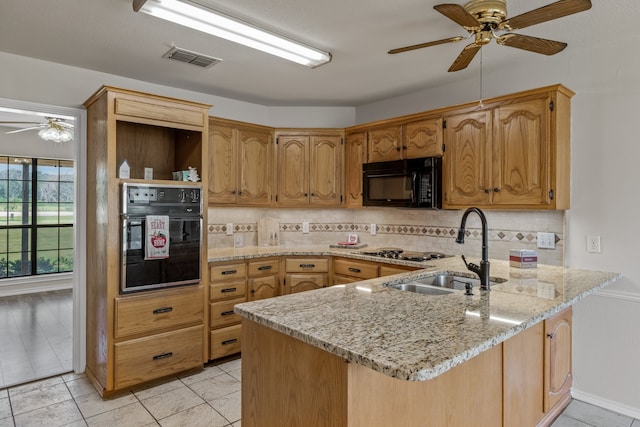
(222, 246, 621, 382)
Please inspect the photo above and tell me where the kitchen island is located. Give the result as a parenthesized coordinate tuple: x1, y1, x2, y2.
(234, 254, 620, 427)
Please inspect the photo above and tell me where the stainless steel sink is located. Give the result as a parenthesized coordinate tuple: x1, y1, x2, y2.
(385, 273, 504, 295)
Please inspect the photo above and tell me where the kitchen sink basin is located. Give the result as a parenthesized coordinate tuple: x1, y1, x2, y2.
(385, 273, 504, 295)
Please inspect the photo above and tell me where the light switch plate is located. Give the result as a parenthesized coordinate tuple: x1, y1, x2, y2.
(370, 223, 377, 236)
(537, 232, 556, 249)
(302, 221, 310, 234)
(226, 223, 233, 236)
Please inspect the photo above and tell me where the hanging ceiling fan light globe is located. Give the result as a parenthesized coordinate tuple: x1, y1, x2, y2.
(464, 0, 507, 26)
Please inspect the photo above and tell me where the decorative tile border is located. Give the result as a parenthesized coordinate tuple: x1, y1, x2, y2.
(208, 222, 563, 246)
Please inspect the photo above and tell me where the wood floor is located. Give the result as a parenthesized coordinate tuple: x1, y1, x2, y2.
(0, 289, 72, 389)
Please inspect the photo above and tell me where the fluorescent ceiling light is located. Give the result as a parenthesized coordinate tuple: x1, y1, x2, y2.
(133, 0, 332, 67)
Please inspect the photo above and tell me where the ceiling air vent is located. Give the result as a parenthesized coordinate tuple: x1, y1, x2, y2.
(162, 46, 221, 68)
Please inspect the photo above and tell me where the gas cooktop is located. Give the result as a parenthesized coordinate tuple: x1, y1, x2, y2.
(357, 247, 452, 262)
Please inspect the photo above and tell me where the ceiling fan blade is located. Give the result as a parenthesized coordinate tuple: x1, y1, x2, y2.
(434, 4, 481, 29)
(5, 126, 43, 134)
(388, 36, 464, 54)
(448, 43, 481, 72)
(504, 0, 592, 30)
(497, 33, 567, 55)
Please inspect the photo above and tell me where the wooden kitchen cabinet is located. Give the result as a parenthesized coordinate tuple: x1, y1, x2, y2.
(402, 117, 444, 158)
(344, 131, 366, 208)
(276, 131, 343, 207)
(248, 257, 280, 301)
(84, 86, 209, 396)
(378, 264, 420, 277)
(443, 86, 573, 210)
(283, 257, 330, 294)
(208, 118, 273, 206)
(367, 125, 402, 163)
(544, 307, 572, 413)
(333, 257, 379, 285)
(209, 261, 247, 360)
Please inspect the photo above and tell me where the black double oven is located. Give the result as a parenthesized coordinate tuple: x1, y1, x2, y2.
(120, 183, 202, 294)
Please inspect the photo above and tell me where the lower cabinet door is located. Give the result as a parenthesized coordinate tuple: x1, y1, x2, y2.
(114, 325, 203, 389)
(285, 273, 328, 294)
(210, 324, 242, 359)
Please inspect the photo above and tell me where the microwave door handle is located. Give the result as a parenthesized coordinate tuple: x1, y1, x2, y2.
(411, 172, 418, 205)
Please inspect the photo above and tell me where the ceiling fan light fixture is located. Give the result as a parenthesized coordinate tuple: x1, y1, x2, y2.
(38, 120, 73, 143)
(132, 0, 332, 68)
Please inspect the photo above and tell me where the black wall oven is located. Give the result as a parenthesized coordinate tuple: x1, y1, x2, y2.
(362, 157, 442, 208)
(120, 183, 202, 294)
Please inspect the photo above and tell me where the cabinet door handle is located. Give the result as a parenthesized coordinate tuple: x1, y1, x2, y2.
(221, 310, 235, 316)
(251, 289, 256, 294)
(152, 352, 173, 360)
(547, 333, 555, 339)
(221, 269, 237, 275)
(222, 339, 238, 345)
(152, 307, 173, 315)
(396, 146, 401, 151)
(348, 267, 361, 273)
(221, 287, 237, 293)
(299, 263, 316, 269)
(258, 265, 272, 271)
(484, 188, 490, 194)
(493, 187, 500, 193)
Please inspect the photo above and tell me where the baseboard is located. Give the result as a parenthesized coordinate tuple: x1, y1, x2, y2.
(0, 273, 73, 297)
(572, 388, 640, 420)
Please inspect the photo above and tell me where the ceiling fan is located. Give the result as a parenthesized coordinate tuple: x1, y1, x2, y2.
(1, 117, 74, 142)
(388, 0, 592, 72)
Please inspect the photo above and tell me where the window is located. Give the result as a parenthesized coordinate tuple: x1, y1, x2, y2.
(0, 156, 74, 278)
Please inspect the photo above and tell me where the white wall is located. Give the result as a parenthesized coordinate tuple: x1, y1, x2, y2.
(355, 31, 640, 419)
(0, 52, 354, 128)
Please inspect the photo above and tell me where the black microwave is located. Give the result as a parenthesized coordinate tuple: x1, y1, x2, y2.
(362, 157, 442, 208)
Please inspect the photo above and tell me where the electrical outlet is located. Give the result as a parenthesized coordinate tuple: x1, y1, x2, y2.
(370, 223, 377, 236)
(537, 232, 556, 249)
(234, 235, 244, 248)
(226, 223, 233, 236)
(302, 221, 310, 234)
(587, 235, 601, 253)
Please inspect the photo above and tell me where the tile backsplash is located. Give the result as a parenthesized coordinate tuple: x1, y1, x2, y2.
(208, 207, 565, 266)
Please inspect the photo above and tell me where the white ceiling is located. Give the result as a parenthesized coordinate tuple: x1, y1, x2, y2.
(0, 0, 629, 107)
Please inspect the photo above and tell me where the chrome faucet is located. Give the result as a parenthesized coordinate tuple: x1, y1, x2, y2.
(455, 207, 491, 291)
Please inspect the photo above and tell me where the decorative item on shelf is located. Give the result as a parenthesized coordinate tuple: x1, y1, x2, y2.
(119, 160, 130, 179)
(187, 166, 200, 182)
(172, 171, 182, 181)
(144, 167, 153, 180)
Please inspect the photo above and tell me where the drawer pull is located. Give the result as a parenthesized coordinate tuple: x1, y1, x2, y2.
(221, 310, 235, 316)
(348, 267, 362, 273)
(299, 263, 316, 269)
(221, 269, 238, 275)
(221, 287, 237, 293)
(152, 352, 173, 360)
(152, 307, 173, 315)
(222, 338, 238, 346)
(258, 265, 272, 271)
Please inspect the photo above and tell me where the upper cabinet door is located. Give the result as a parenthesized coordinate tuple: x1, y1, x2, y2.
(442, 110, 492, 207)
(237, 128, 273, 206)
(492, 97, 551, 206)
(403, 117, 444, 158)
(309, 135, 342, 207)
(367, 125, 401, 163)
(344, 132, 366, 208)
(277, 136, 309, 206)
(208, 124, 237, 204)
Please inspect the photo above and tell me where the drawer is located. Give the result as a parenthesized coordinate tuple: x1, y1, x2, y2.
(334, 258, 378, 279)
(115, 286, 203, 339)
(210, 298, 244, 328)
(114, 325, 203, 390)
(210, 263, 246, 281)
(379, 264, 419, 277)
(210, 324, 242, 359)
(210, 280, 247, 301)
(114, 97, 205, 127)
(285, 258, 329, 273)
(248, 258, 280, 277)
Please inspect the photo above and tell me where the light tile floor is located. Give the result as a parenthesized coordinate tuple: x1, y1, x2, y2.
(0, 357, 242, 427)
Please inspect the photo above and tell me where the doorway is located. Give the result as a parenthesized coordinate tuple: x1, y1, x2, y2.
(0, 97, 85, 387)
